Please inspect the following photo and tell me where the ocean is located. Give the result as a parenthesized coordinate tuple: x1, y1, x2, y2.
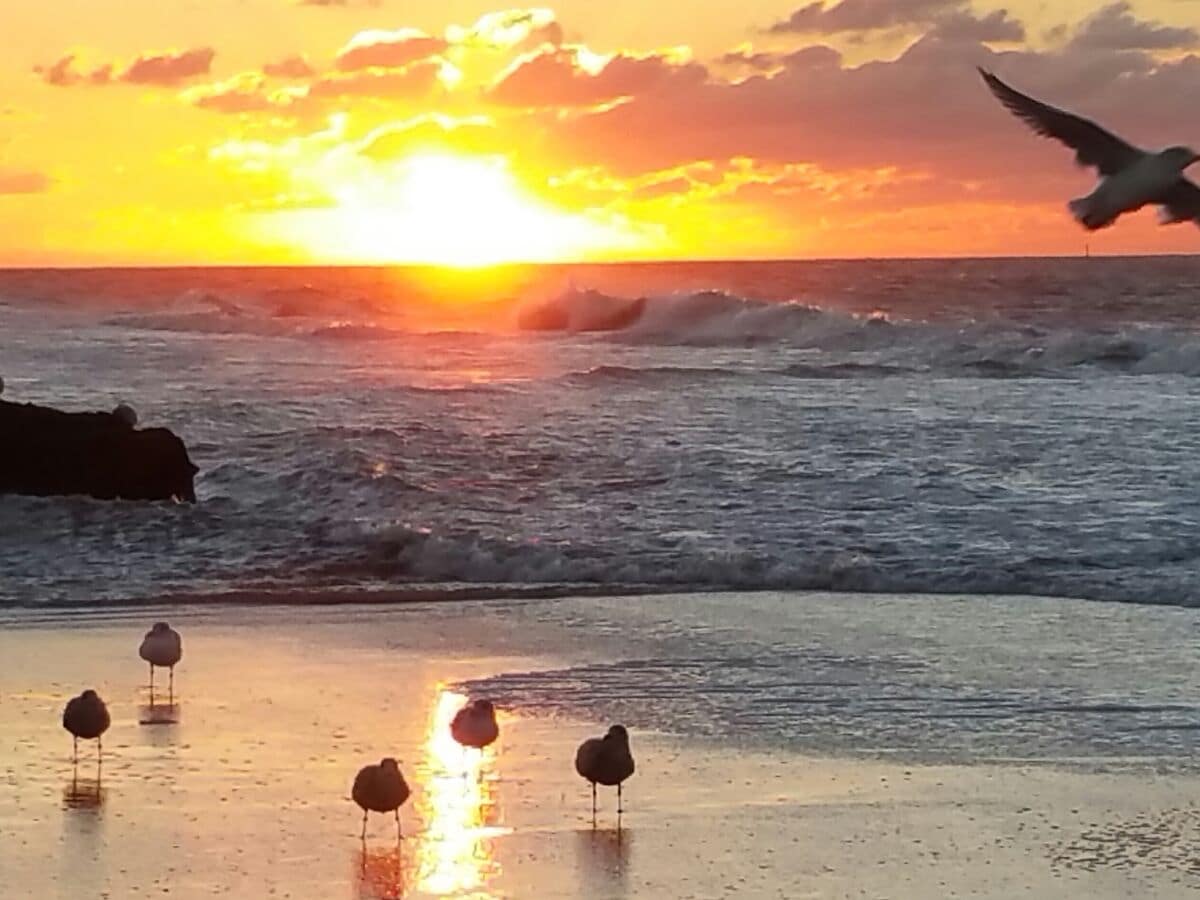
(4, 257, 1200, 609)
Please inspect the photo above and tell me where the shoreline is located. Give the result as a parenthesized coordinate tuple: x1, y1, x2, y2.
(5, 582, 1200, 621)
(1, 602, 1198, 897)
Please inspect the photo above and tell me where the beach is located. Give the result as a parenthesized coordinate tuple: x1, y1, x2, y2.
(2, 593, 1198, 899)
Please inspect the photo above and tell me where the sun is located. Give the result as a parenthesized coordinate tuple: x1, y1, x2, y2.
(260, 152, 647, 267)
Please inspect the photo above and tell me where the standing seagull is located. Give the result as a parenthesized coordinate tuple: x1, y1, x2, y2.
(450, 699, 499, 756)
(352, 758, 411, 841)
(139, 622, 183, 701)
(63, 690, 111, 764)
(575, 724, 635, 820)
(979, 68, 1200, 230)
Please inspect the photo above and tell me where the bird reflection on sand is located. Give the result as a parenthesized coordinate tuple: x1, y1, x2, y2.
(355, 841, 409, 900)
(575, 827, 633, 896)
(138, 701, 180, 726)
(415, 689, 509, 896)
(63, 771, 105, 811)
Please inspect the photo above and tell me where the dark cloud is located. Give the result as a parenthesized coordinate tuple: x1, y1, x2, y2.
(932, 9, 1024, 43)
(767, 0, 959, 34)
(1068, 2, 1198, 51)
(766, 0, 1024, 44)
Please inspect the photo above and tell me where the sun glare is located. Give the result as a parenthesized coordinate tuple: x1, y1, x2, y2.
(414, 689, 507, 894)
(263, 152, 644, 266)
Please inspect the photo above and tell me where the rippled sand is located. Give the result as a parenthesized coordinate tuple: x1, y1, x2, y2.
(1, 604, 1197, 899)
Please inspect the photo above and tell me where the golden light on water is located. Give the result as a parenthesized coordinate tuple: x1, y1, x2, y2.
(414, 689, 508, 896)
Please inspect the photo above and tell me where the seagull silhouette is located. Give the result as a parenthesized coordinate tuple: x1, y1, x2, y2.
(139, 622, 182, 702)
(979, 68, 1200, 231)
(352, 758, 411, 841)
(63, 689, 110, 765)
(575, 724, 635, 821)
(450, 699, 499, 752)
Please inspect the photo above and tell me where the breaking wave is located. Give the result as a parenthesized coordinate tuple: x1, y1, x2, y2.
(298, 522, 1200, 609)
(547, 288, 1200, 378)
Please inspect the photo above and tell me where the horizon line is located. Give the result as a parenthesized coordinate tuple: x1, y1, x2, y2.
(2, 251, 1199, 271)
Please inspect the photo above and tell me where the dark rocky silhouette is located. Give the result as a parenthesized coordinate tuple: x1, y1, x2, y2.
(518, 293, 648, 333)
(0, 400, 198, 502)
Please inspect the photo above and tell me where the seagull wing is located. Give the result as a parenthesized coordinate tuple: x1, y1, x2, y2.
(1159, 178, 1200, 226)
(978, 68, 1145, 176)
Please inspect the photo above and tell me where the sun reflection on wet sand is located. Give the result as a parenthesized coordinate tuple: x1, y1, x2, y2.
(415, 689, 509, 896)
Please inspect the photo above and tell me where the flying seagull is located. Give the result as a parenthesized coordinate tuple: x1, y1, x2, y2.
(979, 68, 1200, 231)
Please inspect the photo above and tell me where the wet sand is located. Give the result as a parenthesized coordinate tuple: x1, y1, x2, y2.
(1, 604, 1198, 899)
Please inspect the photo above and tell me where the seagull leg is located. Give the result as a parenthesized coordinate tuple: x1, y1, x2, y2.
(361, 810, 368, 841)
(169, 666, 175, 704)
(618, 783, 623, 816)
(591, 781, 597, 825)
(395, 807, 403, 841)
(72, 736, 78, 766)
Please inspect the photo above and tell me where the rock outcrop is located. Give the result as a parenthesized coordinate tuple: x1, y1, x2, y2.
(0, 400, 198, 502)
(518, 290, 648, 333)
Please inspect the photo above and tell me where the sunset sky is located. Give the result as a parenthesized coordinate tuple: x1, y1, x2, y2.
(3, 0, 1200, 264)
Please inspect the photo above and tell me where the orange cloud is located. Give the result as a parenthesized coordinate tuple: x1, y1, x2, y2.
(35, 55, 113, 86)
(446, 9, 563, 50)
(334, 28, 448, 71)
(0, 170, 50, 194)
(310, 58, 444, 98)
(189, 56, 444, 116)
(489, 46, 704, 107)
(263, 55, 316, 78)
(15, 3, 1200, 264)
(36, 47, 215, 87)
(504, 26, 1200, 214)
(189, 73, 295, 114)
(358, 116, 500, 160)
(122, 47, 215, 85)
